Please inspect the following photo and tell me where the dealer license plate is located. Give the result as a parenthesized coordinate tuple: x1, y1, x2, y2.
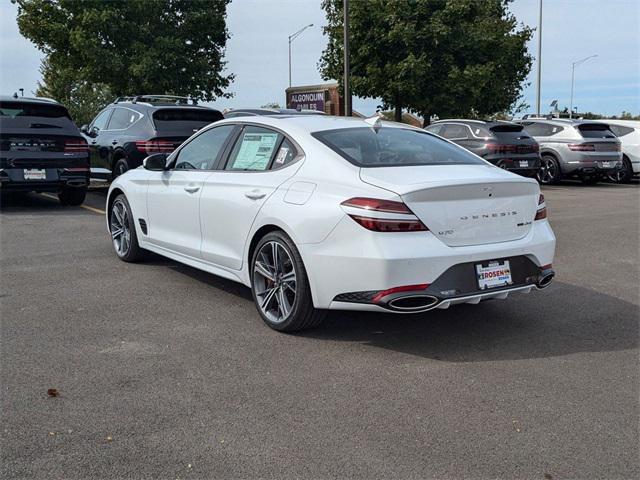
(24, 169, 46, 180)
(600, 161, 611, 168)
(519, 160, 529, 168)
(476, 260, 513, 290)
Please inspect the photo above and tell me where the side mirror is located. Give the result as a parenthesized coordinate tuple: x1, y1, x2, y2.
(80, 124, 89, 134)
(143, 153, 169, 171)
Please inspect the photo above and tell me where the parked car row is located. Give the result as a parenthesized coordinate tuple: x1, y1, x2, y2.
(426, 117, 632, 185)
(1, 93, 637, 207)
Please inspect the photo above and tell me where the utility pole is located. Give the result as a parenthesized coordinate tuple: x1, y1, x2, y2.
(343, 0, 351, 116)
(536, 0, 542, 116)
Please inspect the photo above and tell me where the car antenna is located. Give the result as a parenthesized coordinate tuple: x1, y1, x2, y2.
(364, 113, 383, 133)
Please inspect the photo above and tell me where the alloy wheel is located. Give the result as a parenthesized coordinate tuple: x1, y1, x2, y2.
(252, 241, 297, 324)
(110, 199, 131, 256)
(608, 163, 629, 183)
(537, 157, 557, 184)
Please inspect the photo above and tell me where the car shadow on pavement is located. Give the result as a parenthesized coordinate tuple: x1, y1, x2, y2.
(160, 258, 638, 362)
(0, 192, 78, 215)
(297, 281, 639, 362)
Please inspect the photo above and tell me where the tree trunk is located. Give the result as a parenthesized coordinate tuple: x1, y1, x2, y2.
(422, 113, 431, 128)
(394, 103, 402, 122)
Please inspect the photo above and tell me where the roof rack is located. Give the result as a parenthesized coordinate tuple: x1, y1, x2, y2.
(114, 95, 198, 106)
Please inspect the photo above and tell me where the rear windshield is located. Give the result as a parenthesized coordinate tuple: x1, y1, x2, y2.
(578, 124, 616, 139)
(312, 127, 486, 167)
(490, 124, 523, 133)
(153, 108, 223, 130)
(0, 101, 75, 129)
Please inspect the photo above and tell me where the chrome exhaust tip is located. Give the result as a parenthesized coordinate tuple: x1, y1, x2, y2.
(387, 294, 440, 312)
(536, 269, 555, 289)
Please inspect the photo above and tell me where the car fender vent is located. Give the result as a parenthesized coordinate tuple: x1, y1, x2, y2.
(138, 219, 148, 235)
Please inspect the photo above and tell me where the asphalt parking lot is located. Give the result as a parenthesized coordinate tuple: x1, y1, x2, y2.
(1, 181, 638, 479)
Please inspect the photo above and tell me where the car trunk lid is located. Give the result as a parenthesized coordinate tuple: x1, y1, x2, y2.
(360, 165, 539, 247)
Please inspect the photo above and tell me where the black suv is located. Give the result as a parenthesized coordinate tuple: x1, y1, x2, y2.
(82, 95, 223, 179)
(0, 95, 89, 205)
(425, 119, 541, 177)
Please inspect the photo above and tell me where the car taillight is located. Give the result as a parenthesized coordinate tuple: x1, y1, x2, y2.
(568, 143, 596, 152)
(64, 139, 89, 153)
(534, 193, 547, 220)
(485, 143, 518, 154)
(340, 197, 428, 232)
(135, 139, 176, 154)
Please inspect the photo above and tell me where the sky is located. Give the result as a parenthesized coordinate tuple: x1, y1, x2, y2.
(1, 0, 638, 117)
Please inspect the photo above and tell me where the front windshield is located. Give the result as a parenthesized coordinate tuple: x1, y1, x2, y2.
(312, 127, 486, 167)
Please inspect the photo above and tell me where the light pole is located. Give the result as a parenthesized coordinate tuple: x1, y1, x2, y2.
(288, 24, 313, 88)
(569, 54, 597, 118)
(535, 0, 542, 116)
(343, 0, 351, 117)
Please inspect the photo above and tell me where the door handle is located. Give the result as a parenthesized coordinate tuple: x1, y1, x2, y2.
(245, 190, 266, 200)
(184, 186, 200, 193)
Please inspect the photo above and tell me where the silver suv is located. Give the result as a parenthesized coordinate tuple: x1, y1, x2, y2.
(515, 119, 622, 184)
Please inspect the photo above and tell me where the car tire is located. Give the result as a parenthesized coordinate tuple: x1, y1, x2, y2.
(113, 158, 130, 179)
(250, 231, 325, 332)
(607, 155, 633, 184)
(109, 194, 144, 262)
(58, 187, 86, 206)
(537, 154, 562, 185)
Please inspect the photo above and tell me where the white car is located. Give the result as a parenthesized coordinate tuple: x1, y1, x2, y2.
(602, 119, 640, 183)
(106, 115, 556, 332)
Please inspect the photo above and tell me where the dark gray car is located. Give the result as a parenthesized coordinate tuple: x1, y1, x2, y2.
(515, 119, 622, 185)
(425, 119, 540, 178)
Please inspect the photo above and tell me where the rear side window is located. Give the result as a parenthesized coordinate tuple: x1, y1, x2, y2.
(578, 124, 616, 139)
(107, 108, 141, 130)
(153, 108, 223, 131)
(273, 138, 297, 168)
(312, 127, 486, 167)
(441, 124, 470, 140)
(425, 124, 444, 135)
(608, 125, 635, 137)
(522, 122, 561, 137)
(226, 126, 281, 171)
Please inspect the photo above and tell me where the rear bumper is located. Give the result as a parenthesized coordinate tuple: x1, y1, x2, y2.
(299, 216, 556, 309)
(0, 168, 88, 191)
(560, 152, 623, 176)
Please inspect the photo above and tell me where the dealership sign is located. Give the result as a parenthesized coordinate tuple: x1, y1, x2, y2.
(288, 91, 325, 111)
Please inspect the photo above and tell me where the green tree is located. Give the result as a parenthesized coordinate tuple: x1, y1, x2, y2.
(319, 0, 533, 124)
(15, 0, 233, 101)
(35, 56, 112, 126)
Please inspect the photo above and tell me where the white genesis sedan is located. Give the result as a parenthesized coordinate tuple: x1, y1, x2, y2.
(106, 115, 556, 331)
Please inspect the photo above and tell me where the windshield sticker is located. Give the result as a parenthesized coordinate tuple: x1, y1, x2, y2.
(274, 147, 290, 165)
